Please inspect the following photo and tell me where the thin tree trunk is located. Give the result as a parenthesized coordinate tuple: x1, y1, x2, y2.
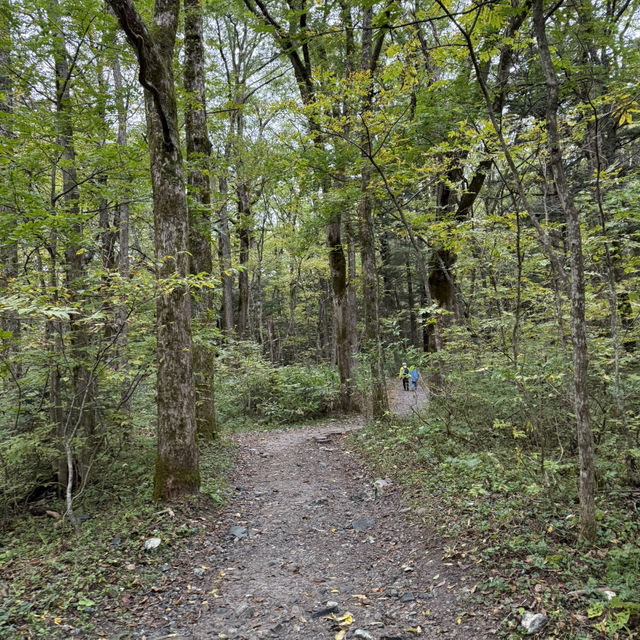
(267, 315, 278, 363)
(51, 0, 95, 491)
(533, 0, 596, 542)
(217, 154, 235, 337)
(345, 207, 358, 354)
(112, 57, 132, 424)
(406, 261, 418, 348)
(0, 16, 21, 384)
(357, 6, 388, 419)
(379, 229, 394, 316)
(236, 180, 251, 339)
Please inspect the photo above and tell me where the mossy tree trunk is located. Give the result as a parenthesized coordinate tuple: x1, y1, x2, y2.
(184, 0, 217, 440)
(107, 0, 200, 500)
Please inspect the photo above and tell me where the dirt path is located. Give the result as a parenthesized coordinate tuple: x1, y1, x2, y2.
(110, 395, 494, 640)
(386, 380, 429, 417)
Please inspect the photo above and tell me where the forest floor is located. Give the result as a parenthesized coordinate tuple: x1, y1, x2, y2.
(96, 381, 501, 640)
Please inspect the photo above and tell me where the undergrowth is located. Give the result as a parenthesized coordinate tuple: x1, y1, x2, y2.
(0, 437, 236, 640)
(215, 343, 341, 430)
(353, 404, 640, 639)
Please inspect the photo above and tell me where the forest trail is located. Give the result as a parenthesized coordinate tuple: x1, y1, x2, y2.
(110, 387, 494, 640)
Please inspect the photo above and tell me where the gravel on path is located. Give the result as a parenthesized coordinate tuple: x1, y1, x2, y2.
(113, 410, 495, 640)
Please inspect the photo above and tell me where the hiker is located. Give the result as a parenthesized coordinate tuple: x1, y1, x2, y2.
(399, 362, 411, 391)
(409, 366, 420, 391)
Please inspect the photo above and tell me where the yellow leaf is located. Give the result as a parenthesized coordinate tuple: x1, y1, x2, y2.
(547, 525, 553, 534)
(336, 612, 353, 625)
(457, 616, 462, 624)
(54, 618, 62, 624)
(331, 589, 339, 593)
(335, 631, 346, 640)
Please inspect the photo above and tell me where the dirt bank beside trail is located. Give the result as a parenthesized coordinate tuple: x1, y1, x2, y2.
(102, 404, 496, 640)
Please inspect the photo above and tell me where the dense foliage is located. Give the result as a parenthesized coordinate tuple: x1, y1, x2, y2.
(1, 0, 639, 635)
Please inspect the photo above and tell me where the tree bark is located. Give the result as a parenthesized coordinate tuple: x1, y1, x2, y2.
(107, 0, 200, 500)
(217, 154, 235, 337)
(327, 208, 356, 411)
(237, 183, 251, 339)
(533, 0, 596, 542)
(184, 0, 217, 440)
(406, 260, 418, 348)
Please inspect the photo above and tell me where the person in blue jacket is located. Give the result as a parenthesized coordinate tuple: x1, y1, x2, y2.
(409, 366, 420, 391)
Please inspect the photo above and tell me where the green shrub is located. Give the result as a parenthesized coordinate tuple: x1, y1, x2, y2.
(215, 344, 340, 429)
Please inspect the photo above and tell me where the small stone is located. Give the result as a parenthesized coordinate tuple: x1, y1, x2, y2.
(603, 590, 616, 601)
(400, 592, 415, 602)
(234, 602, 256, 618)
(520, 611, 549, 634)
(352, 517, 377, 531)
(353, 630, 375, 640)
(228, 526, 248, 539)
(193, 567, 206, 578)
(311, 603, 339, 618)
(144, 537, 161, 551)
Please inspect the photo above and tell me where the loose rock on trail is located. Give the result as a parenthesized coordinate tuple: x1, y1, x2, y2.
(106, 393, 495, 640)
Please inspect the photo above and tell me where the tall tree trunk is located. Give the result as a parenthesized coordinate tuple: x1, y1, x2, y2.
(217, 153, 235, 338)
(379, 229, 395, 316)
(237, 183, 251, 339)
(357, 6, 388, 419)
(184, 0, 216, 439)
(0, 11, 21, 385)
(327, 209, 355, 412)
(51, 0, 95, 496)
(108, 0, 200, 500)
(406, 260, 418, 348)
(533, 0, 596, 542)
(344, 206, 358, 354)
(112, 56, 132, 424)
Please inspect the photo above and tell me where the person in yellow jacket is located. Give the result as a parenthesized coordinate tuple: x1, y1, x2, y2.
(399, 362, 411, 391)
